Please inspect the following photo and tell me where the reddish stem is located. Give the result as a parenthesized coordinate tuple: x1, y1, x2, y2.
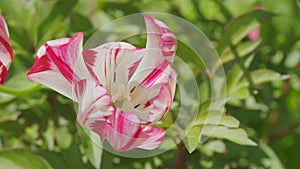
(174, 141, 188, 169)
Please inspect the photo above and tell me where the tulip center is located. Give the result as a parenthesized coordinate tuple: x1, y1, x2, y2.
(111, 83, 147, 115)
(112, 84, 130, 104)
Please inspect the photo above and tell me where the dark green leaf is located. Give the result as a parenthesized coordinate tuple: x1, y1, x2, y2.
(217, 10, 274, 54)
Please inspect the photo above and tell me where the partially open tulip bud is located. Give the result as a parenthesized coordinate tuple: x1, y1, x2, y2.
(0, 14, 13, 84)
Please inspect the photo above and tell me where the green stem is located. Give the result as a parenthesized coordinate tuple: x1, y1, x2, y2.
(0, 83, 41, 96)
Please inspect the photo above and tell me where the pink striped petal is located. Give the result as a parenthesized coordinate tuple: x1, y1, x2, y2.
(0, 14, 13, 84)
(105, 108, 165, 151)
(126, 16, 177, 91)
(144, 16, 176, 62)
(121, 62, 177, 123)
(83, 42, 143, 90)
(118, 17, 177, 123)
(75, 79, 113, 140)
(27, 33, 91, 100)
(137, 126, 165, 150)
(147, 71, 177, 122)
(0, 61, 8, 84)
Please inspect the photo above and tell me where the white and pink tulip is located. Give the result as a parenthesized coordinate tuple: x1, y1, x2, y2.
(27, 16, 177, 152)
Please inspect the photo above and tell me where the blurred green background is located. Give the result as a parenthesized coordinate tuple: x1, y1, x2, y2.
(0, 0, 299, 169)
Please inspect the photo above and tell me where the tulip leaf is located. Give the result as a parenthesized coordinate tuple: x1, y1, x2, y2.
(176, 40, 206, 72)
(0, 149, 53, 169)
(201, 126, 257, 146)
(183, 126, 201, 153)
(39, 143, 93, 169)
(199, 81, 211, 102)
(232, 69, 289, 95)
(69, 12, 93, 32)
(38, 0, 78, 39)
(232, 87, 251, 99)
(259, 141, 285, 169)
(84, 131, 103, 169)
(200, 140, 226, 155)
(220, 40, 261, 65)
(184, 111, 241, 153)
(55, 126, 72, 149)
(78, 125, 103, 169)
(217, 10, 274, 54)
(195, 111, 240, 128)
(225, 55, 255, 95)
(44, 120, 55, 151)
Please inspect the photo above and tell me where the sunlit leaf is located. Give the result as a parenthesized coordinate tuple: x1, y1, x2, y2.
(0, 149, 53, 169)
(234, 69, 288, 93)
(201, 126, 257, 146)
(195, 111, 240, 128)
(56, 126, 72, 149)
(220, 40, 261, 65)
(183, 126, 201, 153)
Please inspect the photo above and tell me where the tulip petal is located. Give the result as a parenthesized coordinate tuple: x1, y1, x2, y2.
(129, 16, 177, 88)
(0, 61, 8, 84)
(105, 109, 141, 151)
(121, 62, 177, 123)
(120, 16, 177, 123)
(75, 79, 114, 140)
(137, 126, 165, 150)
(147, 72, 177, 122)
(0, 14, 13, 69)
(27, 33, 91, 100)
(105, 108, 165, 151)
(0, 14, 13, 84)
(144, 15, 176, 62)
(83, 42, 144, 97)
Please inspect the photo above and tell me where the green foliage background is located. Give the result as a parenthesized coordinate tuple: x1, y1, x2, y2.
(0, 0, 299, 169)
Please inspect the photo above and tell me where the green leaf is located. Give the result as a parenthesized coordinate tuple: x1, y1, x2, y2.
(176, 40, 206, 72)
(217, 10, 274, 54)
(259, 141, 285, 169)
(234, 69, 289, 93)
(199, 81, 211, 102)
(226, 68, 288, 99)
(200, 140, 226, 155)
(195, 111, 240, 128)
(80, 128, 103, 169)
(40, 143, 93, 169)
(38, 0, 78, 39)
(232, 87, 251, 99)
(69, 12, 93, 32)
(225, 55, 255, 95)
(220, 40, 261, 65)
(183, 126, 201, 153)
(0, 149, 53, 169)
(0, 121, 25, 137)
(44, 120, 55, 150)
(201, 126, 257, 146)
(56, 126, 72, 149)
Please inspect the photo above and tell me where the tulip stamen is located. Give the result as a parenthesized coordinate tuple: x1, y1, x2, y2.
(130, 86, 136, 93)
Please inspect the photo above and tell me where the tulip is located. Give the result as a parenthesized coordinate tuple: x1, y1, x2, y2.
(0, 14, 13, 84)
(27, 16, 177, 151)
